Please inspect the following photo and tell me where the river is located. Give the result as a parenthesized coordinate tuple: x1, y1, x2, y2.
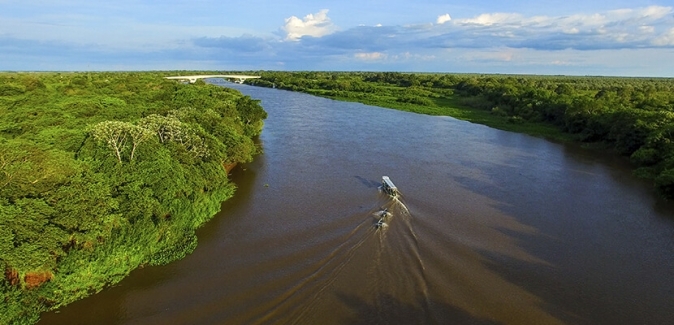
(40, 82, 674, 325)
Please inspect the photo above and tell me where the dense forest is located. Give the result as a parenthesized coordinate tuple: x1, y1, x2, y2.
(248, 71, 674, 199)
(0, 72, 266, 324)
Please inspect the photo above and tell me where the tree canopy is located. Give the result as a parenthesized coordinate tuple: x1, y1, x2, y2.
(0, 72, 266, 324)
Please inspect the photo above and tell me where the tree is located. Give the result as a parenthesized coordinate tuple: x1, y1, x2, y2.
(139, 114, 209, 159)
(235, 96, 266, 126)
(128, 124, 154, 161)
(138, 114, 183, 144)
(90, 121, 153, 163)
(235, 96, 267, 136)
(91, 121, 130, 163)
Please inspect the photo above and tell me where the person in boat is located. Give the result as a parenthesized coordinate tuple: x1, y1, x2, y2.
(375, 219, 385, 228)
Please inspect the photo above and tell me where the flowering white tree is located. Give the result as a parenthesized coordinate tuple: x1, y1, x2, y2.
(90, 121, 130, 163)
(138, 114, 183, 144)
(90, 121, 153, 163)
(91, 115, 210, 163)
(127, 124, 154, 161)
(139, 114, 209, 159)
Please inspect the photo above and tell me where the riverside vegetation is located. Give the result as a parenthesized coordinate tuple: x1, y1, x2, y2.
(249, 71, 674, 199)
(0, 72, 266, 324)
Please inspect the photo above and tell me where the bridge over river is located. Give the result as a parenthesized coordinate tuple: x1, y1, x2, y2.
(164, 74, 261, 84)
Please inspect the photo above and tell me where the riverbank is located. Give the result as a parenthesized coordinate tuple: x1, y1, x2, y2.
(0, 72, 266, 324)
(309, 88, 573, 142)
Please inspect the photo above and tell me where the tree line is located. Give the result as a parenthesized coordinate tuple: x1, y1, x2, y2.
(0, 72, 266, 324)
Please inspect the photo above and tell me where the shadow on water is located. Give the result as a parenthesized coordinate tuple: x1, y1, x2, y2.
(476, 227, 674, 325)
(449, 139, 674, 325)
(335, 292, 499, 325)
(195, 161, 260, 243)
(559, 142, 674, 219)
(475, 236, 591, 325)
(653, 196, 674, 219)
(354, 175, 382, 189)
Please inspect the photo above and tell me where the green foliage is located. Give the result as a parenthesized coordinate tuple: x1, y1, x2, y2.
(235, 96, 268, 137)
(397, 94, 435, 106)
(631, 148, 660, 166)
(0, 72, 266, 324)
(655, 169, 674, 198)
(0, 83, 26, 96)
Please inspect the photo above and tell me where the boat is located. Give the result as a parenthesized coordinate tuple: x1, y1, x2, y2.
(374, 208, 390, 229)
(375, 218, 386, 229)
(381, 176, 398, 197)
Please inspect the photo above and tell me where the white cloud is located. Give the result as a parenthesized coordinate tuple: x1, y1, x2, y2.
(639, 25, 655, 34)
(392, 52, 436, 61)
(423, 5, 674, 51)
(354, 52, 387, 60)
(653, 28, 674, 46)
(436, 14, 451, 25)
(282, 9, 336, 41)
(451, 5, 674, 38)
(459, 13, 522, 26)
(636, 5, 672, 20)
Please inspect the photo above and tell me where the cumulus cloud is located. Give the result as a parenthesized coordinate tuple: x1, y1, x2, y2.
(426, 5, 674, 50)
(251, 5, 672, 74)
(282, 9, 336, 41)
(284, 5, 672, 58)
(436, 14, 451, 25)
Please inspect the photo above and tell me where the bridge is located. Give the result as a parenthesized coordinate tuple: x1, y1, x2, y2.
(164, 74, 261, 84)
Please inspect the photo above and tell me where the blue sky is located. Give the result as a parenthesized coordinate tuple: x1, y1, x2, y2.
(2, 0, 674, 76)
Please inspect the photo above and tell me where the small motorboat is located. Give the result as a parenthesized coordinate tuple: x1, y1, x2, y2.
(381, 176, 398, 197)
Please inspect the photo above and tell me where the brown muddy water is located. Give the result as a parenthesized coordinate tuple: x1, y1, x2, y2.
(40, 81, 674, 325)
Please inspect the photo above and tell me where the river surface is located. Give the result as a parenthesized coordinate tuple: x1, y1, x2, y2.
(40, 82, 674, 325)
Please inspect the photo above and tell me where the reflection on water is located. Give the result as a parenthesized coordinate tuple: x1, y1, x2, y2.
(40, 82, 674, 325)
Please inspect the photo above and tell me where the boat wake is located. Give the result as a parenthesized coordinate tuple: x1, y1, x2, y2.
(259, 177, 430, 324)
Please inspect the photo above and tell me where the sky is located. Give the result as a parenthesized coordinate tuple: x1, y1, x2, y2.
(2, 0, 674, 76)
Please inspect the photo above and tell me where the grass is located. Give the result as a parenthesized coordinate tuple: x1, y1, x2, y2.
(304, 88, 574, 143)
